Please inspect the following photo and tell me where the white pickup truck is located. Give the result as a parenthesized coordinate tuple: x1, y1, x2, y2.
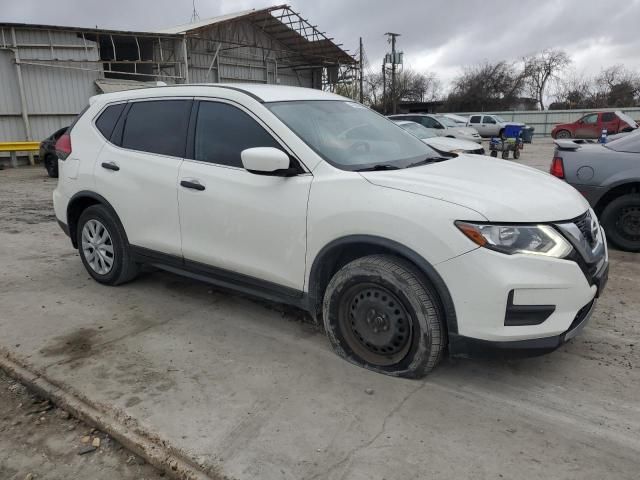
(467, 114, 525, 137)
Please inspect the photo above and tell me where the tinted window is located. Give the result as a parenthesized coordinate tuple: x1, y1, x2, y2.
(470, 115, 481, 124)
(602, 112, 616, 122)
(95, 103, 126, 140)
(122, 100, 191, 157)
(483, 116, 497, 124)
(194, 102, 282, 167)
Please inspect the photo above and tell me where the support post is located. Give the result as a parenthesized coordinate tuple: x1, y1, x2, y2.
(11, 27, 34, 166)
(359, 37, 364, 104)
(182, 36, 189, 83)
(382, 62, 386, 115)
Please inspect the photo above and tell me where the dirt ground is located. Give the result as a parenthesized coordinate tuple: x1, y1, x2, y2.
(1, 140, 639, 480)
(0, 368, 163, 480)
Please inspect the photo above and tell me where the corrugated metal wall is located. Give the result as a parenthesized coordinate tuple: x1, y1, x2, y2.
(454, 107, 640, 136)
(0, 28, 100, 142)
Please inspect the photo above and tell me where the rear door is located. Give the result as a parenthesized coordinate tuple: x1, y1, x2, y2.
(94, 98, 191, 257)
(601, 112, 619, 133)
(177, 99, 311, 291)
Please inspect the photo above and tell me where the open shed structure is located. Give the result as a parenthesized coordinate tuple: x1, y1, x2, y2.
(0, 4, 356, 150)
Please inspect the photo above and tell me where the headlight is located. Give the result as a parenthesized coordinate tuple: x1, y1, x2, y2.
(455, 221, 573, 258)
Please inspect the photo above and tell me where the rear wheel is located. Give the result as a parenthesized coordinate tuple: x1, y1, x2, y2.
(555, 130, 572, 139)
(513, 147, 521, 159)
(44, 155, 58, 178)
(77, 205, 139, 285)
(323, 255, 445, 378)
(601, 194, 640, 252)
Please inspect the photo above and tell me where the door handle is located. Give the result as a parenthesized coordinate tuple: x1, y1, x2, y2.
(180, 180, 205, 191)
(101, 161, 120, 171)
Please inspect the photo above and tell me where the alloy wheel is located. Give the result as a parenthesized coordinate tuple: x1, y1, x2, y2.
(81, 219, 115, 275)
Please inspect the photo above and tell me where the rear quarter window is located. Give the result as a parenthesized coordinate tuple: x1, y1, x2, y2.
(95, 103, 126, 140)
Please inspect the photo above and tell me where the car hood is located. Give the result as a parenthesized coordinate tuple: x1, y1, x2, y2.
(423, 136, 481, 152)
(451, 126, 479, 135)
(360, 155, 589, 222)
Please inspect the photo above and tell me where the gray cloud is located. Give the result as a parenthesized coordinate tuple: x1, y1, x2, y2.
(3, 0, 640, 86)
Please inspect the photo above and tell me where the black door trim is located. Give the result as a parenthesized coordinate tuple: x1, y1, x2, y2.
(130, 246, 308, 310)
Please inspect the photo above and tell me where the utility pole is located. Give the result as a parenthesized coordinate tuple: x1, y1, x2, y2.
(382, 62, 386, 114)
(385, 32, 400, 114)
(359, 37, 364, 104)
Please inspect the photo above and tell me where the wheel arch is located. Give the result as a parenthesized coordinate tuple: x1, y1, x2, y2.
(594, 181, 640, 216)
(307, 235, 459, 335)
(67, 191, 127, 249)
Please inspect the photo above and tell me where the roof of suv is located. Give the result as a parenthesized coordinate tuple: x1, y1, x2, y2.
(89, 84, 346, 105)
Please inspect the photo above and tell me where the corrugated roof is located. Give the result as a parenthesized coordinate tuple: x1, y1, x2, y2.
(156, 8, 258, 35)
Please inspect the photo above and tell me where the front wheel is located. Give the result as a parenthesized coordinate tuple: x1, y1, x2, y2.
(323, 255, 445, 378)
(601, 194, 640, 252)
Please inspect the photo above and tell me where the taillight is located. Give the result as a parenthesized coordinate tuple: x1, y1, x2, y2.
(55, 133, 72, 160)
(550, 156, 565, 179)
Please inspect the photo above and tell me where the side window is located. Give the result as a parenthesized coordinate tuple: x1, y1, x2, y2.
(470, 115, 481, 124)
(121, 100, 191, 157)
(483, 116, 496, 124)
(193, 101, 283, 167)
(581, 114, 598, 124)
(95, 103, 126, 140)
(419, 116, 436, 128)
(602, 112, 616, 122)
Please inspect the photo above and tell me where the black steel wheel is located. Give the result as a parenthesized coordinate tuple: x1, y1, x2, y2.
(602, 194, 640, 252)
(339, 283, 413, 366)
(323, 255, 445, 378)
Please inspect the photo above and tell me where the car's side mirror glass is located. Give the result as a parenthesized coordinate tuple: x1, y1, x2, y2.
(241, 147, 298, 177)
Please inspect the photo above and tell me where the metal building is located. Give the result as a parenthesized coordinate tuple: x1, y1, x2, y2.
(0, 4, 356, 154)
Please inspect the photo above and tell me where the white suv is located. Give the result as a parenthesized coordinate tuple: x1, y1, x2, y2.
(53, 85, 609, 378)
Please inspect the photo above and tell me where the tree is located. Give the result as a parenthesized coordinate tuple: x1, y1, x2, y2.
(595, 65, 640, 107)
(445, 61, 525, 112)
(362, 69, 441, 112)
(523, 49, 571, 110)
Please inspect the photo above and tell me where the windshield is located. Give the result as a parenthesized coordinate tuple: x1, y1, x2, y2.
(397, 122, 437, 139)
(267, 100, 440, 170)
(435, 116, 458, 127)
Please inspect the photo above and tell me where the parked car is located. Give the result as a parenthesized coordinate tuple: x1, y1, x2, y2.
(53, 85, 608, 378)
(551, 111, 638, 139)
(388, 113, 481, 143)
(39, 126, 68, 177)
(551, 130, 640, 251)
(393, 120, 485, 155)
(468, 114, 525, 138)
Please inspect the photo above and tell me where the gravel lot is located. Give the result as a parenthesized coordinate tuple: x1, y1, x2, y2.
(0, 139, 638, 480)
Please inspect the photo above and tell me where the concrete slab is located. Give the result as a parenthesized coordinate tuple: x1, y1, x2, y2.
(1, 163, 639, 480)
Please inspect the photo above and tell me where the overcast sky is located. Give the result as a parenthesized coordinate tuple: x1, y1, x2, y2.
(4, 0, 640, 91)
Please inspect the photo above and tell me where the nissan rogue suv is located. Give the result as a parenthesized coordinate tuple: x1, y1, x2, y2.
(53, 85, 609, 378)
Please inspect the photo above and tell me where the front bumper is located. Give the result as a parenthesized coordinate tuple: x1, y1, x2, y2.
(436, 227, 608, 356)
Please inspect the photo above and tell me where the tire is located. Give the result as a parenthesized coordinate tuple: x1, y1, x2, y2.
(44, 155, 58, 178)
(77, 205, 139, 285)
(600, 194, 640, 252)
(555, 130, 572, 139)
(501, 149, 509, 159)
(513, 148, 520, 160)
(323, 255, 445, 378)
(490, 150, 498, 158)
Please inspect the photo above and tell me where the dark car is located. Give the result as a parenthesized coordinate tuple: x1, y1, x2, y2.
(551, 111, 637, 139)
(39, 126, 68, 178)
(551, 131, 640, 251)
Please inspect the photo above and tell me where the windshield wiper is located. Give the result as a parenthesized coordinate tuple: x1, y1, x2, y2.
(355, 164, 401, 172)
(405, 156, 450, 168)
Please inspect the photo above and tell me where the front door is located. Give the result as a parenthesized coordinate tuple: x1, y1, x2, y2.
(575, 113, 599, 138)
(94, 99, 191, 257)
(178, 100, 311, 291)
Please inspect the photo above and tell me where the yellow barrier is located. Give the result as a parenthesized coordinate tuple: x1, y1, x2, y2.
(0, 141, 40, 168)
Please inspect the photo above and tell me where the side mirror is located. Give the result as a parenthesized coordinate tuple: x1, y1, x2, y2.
(241, 147, 297, 177)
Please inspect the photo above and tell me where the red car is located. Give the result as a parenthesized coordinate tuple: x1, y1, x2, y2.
(551, 111, 638, 139)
